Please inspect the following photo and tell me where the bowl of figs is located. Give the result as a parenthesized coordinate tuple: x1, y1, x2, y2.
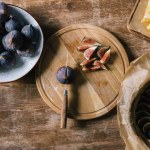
(0, 2, 43, 82)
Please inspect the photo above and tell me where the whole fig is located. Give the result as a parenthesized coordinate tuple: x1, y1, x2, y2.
(0, 51, 16, 69)
(56, 66, 74, 84)
(2, 30, 24, 51)
(21, 24, 37, 42)
(5, 17, 22, 32)
(0, 2, 9, 23)
(17, 42, 35, 57)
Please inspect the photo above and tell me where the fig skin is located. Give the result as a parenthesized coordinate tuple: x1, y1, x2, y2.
(5, 17, 22, 32)
(56, 66, 74, 84)
(0, 51, 15, 69)
(0, 2, 9, 23)
(2, 30, 24, 51)
(21, 24, 37, 42)
(17, 42, 35, 57)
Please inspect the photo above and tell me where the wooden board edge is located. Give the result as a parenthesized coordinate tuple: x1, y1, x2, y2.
(35, 24, 130, 120)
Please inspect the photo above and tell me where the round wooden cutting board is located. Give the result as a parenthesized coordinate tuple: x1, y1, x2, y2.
(36, 24, 129, 120)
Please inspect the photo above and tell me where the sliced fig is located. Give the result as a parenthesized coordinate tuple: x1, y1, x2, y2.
(77, 45, 93, 52)
(80, 58, 96, 66)
(100, 49, 111, 64)
(84, 46, 98, 60)
(93, 60, 101, 66)
(90, 65, 101, 71)
(101, 64, 107, 70)
(82, 37, 101, 46)
(97, 46, 110, 58)
(91, 64, 107, 71)
(82, 67, 90, 72)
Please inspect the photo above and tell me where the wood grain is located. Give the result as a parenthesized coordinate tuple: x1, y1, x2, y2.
(36, 24, 129, 119)
(0, 0, 143, 149)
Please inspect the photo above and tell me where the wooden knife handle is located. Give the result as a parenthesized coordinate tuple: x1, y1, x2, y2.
(60, 90, 68, 128)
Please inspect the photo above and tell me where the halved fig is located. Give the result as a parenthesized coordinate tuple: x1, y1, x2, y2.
(80, 58, 96, 66)
(77, 45, 93, 52)
(82, 37, 101, 46)
(97, 46, 110, 59)
(100, 49, 111, 64)
(84, 46, 98, 60)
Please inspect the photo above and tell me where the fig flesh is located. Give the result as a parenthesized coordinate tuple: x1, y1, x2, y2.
(77, 45, 93, 52)
(97, 46, 110, 59)
(80, 58, 96, 66)
(82, 37, 101, 46)
(84, 46, 98, 60)
(100, 49, 111, 64)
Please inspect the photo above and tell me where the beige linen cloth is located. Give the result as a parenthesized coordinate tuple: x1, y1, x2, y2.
(118, 52, 150, 150)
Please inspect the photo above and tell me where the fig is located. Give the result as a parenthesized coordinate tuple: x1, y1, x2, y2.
(100, 49, 111, 64)
(5, 17, 22, 32)
(82, 67, 90, 72)
(93, 60, 101, 66)
(0, 51, 15, 69)
(82, 37, 101, 46)
(0, 2, 9, 23)
(97, 46, 110, 59)
(21, 25, 37, 42)
(84, 46, 98, 60)
(80, 58, 96, 66)
(56, 66, 74, 84)
(2, 30, 24, 51)
(77, 45, 93, 52)
(17, 43, 35, 57)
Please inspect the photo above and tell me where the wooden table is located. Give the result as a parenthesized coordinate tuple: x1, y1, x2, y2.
(0, 0, 148, 149)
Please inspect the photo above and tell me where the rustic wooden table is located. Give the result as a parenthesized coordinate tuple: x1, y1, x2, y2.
(1, 0, 149, 149)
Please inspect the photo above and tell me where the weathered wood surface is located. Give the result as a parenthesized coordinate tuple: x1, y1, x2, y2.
(0, 0, 147, 149)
